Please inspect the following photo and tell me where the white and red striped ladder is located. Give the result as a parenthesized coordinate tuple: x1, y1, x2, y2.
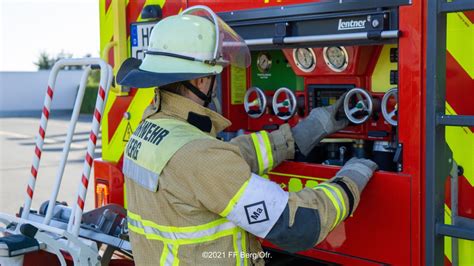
(20, 58, 112, 238)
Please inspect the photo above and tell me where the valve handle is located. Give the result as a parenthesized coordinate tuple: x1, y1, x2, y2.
(272, 87, 297, 120)
(343, 88, 373, 124)
(244, 87, 267, 118)
(381, 88, 398, 126)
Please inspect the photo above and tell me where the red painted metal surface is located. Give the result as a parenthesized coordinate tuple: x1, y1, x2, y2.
(187, 0, 317, 13)
(24, 250, 134, 266)
(244, 45, 394, 140)
(106, 91, 137, 143)
(285, 45, 394, 140)
(221, 66, 251, 132)
(265, 242, 387, 266)
(265, 162, 411, 265)
(398, 1, 424, 265)
(282, 46, 379, 77)
(94, 159, 125, 207)
(446, 52, 474, 132)
(24, 251, 64, 266)
(95, 1, 474, 265)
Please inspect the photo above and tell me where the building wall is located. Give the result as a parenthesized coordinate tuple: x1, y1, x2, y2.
(0, 70, 84, 114)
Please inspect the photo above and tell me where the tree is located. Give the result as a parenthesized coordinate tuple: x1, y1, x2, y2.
(34, 51, 54, 70)
(34, 50, 90, 70)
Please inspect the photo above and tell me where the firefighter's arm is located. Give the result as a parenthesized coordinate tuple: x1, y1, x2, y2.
(205, 154, 376, 253)
(229, 124, 294, 175)
(230, 96, 348, 175)
(182, 141, 375, 253)
(265, 158, 377, 252)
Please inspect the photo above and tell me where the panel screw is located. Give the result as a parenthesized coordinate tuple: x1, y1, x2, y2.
(458, 165, 464, 176)
(372, 19, 380, 28)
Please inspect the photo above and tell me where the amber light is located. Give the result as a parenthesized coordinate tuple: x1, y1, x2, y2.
(96, 183, 110, 208)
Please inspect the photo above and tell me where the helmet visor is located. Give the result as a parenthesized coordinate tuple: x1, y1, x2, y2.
(182, 6, 251, 68)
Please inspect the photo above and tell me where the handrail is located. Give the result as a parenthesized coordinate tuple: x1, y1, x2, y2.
(245, 30, 399, 46)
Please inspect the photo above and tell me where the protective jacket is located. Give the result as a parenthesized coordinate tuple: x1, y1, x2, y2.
(123, 90, 362, 266)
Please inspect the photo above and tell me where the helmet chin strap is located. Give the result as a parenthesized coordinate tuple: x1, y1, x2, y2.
(181, 75, 216, 107)
(204, 76, 216, 107)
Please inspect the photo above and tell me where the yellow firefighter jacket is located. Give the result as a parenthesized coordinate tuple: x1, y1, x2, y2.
(123, 90, 361, 266)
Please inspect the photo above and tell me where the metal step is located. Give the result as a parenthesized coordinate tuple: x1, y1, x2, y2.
(437, 224, 474, 241)
(440, 0, 474, 13)
(437, 114, 474, 127)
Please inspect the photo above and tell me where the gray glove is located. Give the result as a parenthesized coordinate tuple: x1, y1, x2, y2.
(336, 157, 378, 192)
(291, 96, 349, 156)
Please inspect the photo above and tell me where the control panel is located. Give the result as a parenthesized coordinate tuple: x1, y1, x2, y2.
(216, 3, 414, 264)
(239, 44, 399, 171)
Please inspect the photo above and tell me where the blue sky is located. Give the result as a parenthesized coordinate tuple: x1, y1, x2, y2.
(1, 0, 99, 71)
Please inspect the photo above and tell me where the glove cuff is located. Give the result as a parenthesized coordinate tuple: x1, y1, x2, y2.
(335, 169, 369, 193)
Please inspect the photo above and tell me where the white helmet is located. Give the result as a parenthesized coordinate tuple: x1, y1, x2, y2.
(117, 5, 250, 89)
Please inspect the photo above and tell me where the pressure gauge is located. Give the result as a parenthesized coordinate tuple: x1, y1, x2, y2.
(257, 52, 272, 73)
(292, 48, 316, 72)
(323, 46, 349, 72)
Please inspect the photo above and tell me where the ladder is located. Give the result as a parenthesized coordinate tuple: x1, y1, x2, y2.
(0, 58, 113, 265)
(426, 0, 474, 265)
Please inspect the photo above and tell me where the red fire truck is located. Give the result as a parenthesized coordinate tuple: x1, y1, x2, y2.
(94, 0, 474, 265)
(0, 0, 472, 265)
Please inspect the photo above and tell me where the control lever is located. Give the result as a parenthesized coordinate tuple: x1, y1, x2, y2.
(244, 87, 267, 118)
(322, 144, 346, 166)
(339, 146, 346, 163)
(381, 88, 398, 126)
(272, 87, 297, 120)
(343, 88, 373, 124)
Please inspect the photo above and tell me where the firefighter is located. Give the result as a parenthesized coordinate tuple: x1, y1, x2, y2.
(117, 6, 377, 265)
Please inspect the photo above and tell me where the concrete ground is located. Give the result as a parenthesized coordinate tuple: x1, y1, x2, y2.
(0, 112, 98, 216)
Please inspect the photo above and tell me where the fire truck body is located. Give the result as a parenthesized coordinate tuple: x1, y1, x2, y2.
(93, 0, 474, 265)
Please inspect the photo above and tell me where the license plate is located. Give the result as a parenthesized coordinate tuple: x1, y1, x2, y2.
(130, 22, 155, 60)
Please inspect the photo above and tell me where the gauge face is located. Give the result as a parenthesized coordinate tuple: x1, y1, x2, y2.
(323, 46, 349, 72)
(293, 48, 316, 72)
(257, 52, 272, 73)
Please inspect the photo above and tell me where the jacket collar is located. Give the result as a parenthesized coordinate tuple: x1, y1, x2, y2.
(145, 90, 231, 137)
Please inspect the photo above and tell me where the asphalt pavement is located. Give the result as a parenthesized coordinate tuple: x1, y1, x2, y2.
(0, 112, 99, 216)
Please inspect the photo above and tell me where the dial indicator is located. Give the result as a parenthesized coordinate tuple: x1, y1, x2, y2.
(257, 52, 272, 73)
(292, 48, 316, 72)
(323, 46, 349, 72)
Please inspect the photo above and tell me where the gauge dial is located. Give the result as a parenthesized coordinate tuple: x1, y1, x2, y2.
(257, 52, 272, 73)
(323, 46, 349, 72)
(292, 48, 316, 72)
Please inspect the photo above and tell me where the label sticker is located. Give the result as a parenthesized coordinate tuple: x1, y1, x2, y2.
(123, 122, 133, 142)
(230, 65, 247, 105)
(244, 201, 269, 224)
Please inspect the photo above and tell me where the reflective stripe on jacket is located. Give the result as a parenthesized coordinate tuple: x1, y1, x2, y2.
(124, 91, 294, 265)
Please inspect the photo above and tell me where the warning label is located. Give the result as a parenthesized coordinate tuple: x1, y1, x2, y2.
(230, 65, 247, 105)
(123, 122, 133, 142)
